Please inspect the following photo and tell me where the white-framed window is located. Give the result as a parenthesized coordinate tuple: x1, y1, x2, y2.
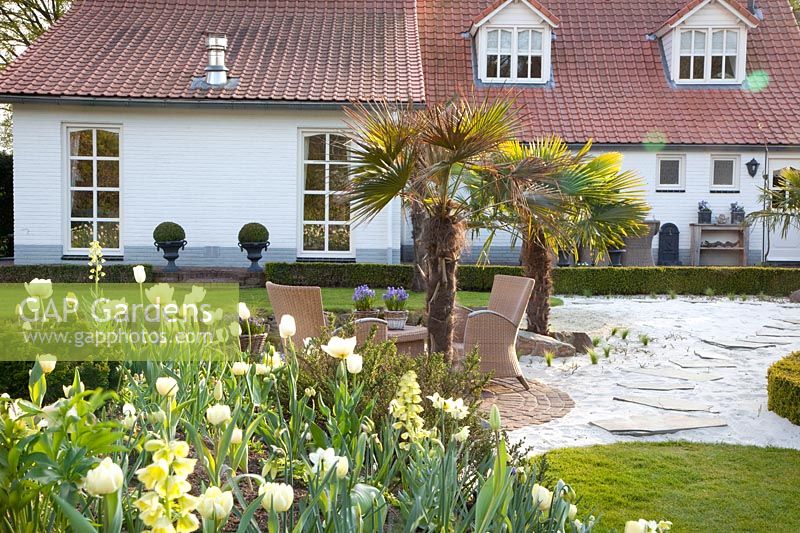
(656, 154, 686, 191)
(65, 126, 121, 253)
(710, 155, 740, 191)
(480, 25, 549, 83)
(299, 132, 352, 257)
(677, 28, 741, 83)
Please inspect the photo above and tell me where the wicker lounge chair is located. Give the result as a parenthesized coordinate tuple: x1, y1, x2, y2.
(621, 220, 660, 267)
(454, 274, 535, 390)
(354, 318, 388, 344)
(266, 282, 327, 346)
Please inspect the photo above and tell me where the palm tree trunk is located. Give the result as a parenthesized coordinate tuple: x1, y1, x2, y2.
(425, 213, 466, 362)
(521, 230, 552, 335)
(410, 204, 428, 292)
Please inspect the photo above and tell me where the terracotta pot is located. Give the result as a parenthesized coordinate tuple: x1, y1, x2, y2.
(384, 310, 409, 330)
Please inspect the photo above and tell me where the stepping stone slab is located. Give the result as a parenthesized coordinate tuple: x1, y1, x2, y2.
(738, 336, 793, 346)
(617, 382, 695, 391)
(590, 415, 727, 436)
(627, 367, 724, 382)
(670, 359, 736, 369)
(762, 324, 800, 332)
(613, 394, 716, 412)
(702, 338, 775, 350)
(757, 329, 800, 337)
(777, 318, 800, 326)
(693, 349, 733, 361)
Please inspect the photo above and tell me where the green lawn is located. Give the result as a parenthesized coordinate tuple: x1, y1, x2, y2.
(543, 442, 800, 532)
(241, 287, 562, 314)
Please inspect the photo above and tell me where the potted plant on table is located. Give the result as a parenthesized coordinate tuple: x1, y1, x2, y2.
(382, 286, 409, 330)
(352, 285, 378, 319)
(238, 222, 270, 272)
(730, 202, 746, 225)
(239, 315, 270, 354)
(698, 201, 712, 224)
(153, 222, 187, 272)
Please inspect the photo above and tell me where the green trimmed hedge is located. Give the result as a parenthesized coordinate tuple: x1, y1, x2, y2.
(265, 263, 800, 296)
(0, 264, 153, 283)
(768, 352, 800, 425)
(0, 361, 120, 403)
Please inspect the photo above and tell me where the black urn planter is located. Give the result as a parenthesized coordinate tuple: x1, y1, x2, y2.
(557, 250, 572, 267)
(698, 209, 712, 224)
(239, 241, 270, 272)
(731, 210, 745, 225)
(154, 240, 187, 272)
(608, 248, 626, 267)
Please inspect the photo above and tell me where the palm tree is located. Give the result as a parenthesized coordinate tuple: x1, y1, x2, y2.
(474, 138, 650, 334)
(748, 167, 800, 239)
(344, 98, 560, 359)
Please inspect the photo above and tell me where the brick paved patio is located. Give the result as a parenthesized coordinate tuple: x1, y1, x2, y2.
(479, 378, 574, 430)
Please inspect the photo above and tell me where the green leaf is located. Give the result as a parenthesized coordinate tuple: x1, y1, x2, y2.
(52, 494, 98, 533)
(235, 495, 263, 533)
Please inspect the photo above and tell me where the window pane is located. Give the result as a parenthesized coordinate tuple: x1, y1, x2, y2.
(97, 160, 119, 187)
(713, 159, 734, 186)
(659, 160, 681, 185)
(305, 164, 325, 190)
(680, 31, 692, 53)
(711, 56, 723, 79)
(500, 30, 512, 52)
(329, 195, 350, 221)
(724, 56, 736, 79)
(98, 222, 119, 248)
(693, 30, 706, 52)
(305, 134, 326, 161)
(98, 191, 119, 218)
(71, 191, 93, 218)
(517, 56, 529, 78)
(329, 135, 349, 161)
(531, 30, 542, 52)
(726, 30, 737, 51)
(517, 30, 529, 52)
(486, 55, 498, 77)
(692, 56, 705, 79)
(329, 164, 349, 191)
(679, 56, 691, 79)
(71, 221, 94, 248)
(499, 55, 511, 78)
(70, 160, 93, 187)
(328, 225, 350, 252)
(96, 130, 119, 157)
(711, 30, 724, 54)
(69, 130, 93, 157)
(303, 224, 325, 251)
(303, 195, 325, 221)
(531, 56, 542, 79)
(487, 29, 498, 52)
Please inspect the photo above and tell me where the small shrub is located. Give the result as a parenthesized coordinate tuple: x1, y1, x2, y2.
(727, 292, 736, 301)
(545, 351, 554, 367)
(767, 351, 800, 425)
(588, 349, 598, 365)
(621, 329, 630, 340)
(153, 221, 186, 242)
(603, 345, 612, 358)
(704, 287, 716, 297)
(610, 327, 619, 337)
(591, 336, 601, 347)
(668, 290, 677, 299)
(639, 334, 651, 346)
(238, 222, 269, 243)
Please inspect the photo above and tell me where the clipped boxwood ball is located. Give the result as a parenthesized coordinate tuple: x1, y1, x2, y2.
(153, 222, 186, 242)
(238, 222, 269, 243)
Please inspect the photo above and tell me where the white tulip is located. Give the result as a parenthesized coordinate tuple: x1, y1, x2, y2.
(197, 486, 234, 522)
(624, 520, 648, 533)
(345, 353, 363, 374)
(213, 380, 224, 401)
(569, 504, 578, 521)
(238, 302, 251, 321)
(145, 283, 174, 306)
(278, 315, 296, 339)
(24, 278, 53, 299)
(532, 484, 553, 512)
(132, 265, 147, 284)
(37, 354, 56, 374)
(309, 447, 349, 479)
(231, 362, 250, 376)
(321, 336, 357, 360)
(206, 403, 231, 426)
(334, 455, 349, 479)
(259, 482, 294, 512)
(230, 427, 243, 444)
(63, 381, 85, 398)
(84, 457, 124, 496)
(155, 376, 179, 397)
(453, 426, 470, 443)
(254, 363, 269, 375)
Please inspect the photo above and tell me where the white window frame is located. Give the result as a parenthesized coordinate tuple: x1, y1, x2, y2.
(709, 155, 740, 191)
(673, 26, 746, 84)
(63, 124, 123, 255)
(297, 130, 354, 259)
(478, 25, 551, 84)
(656, 154, 686, 191)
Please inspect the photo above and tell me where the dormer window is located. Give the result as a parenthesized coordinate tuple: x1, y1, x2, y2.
(678, 28, 739, 82)
(484, 27, 544, 81)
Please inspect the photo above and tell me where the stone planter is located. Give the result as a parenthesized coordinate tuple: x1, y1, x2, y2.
(352, 309, 380, 320)
(730, 210, 745, 225)
(240, 333, 268, 354)
(384, 310, 409, 330)
(608, 248, 626, 267)
(154, 239, 187, 272)
(698, 209, 712, 224)
(239, 241, 270, 272)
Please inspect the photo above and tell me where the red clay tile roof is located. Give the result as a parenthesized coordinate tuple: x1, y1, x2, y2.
(418, 0, 800, 145)
(472, 0, 561, 28)
(0, 0, 425, 103)
(655, 0, 760, 35)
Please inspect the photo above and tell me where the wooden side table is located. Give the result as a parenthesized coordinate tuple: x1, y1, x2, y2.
(387, 325, 427, 356)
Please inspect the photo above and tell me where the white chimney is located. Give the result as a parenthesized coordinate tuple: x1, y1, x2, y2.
(205, 33, 228, 86)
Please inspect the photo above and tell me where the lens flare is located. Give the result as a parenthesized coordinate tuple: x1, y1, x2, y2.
(642, 131, 667, 152)
(745, 70, 770, 93)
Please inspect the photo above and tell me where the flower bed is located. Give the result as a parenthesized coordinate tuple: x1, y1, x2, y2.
(768, 351, 800, 425)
